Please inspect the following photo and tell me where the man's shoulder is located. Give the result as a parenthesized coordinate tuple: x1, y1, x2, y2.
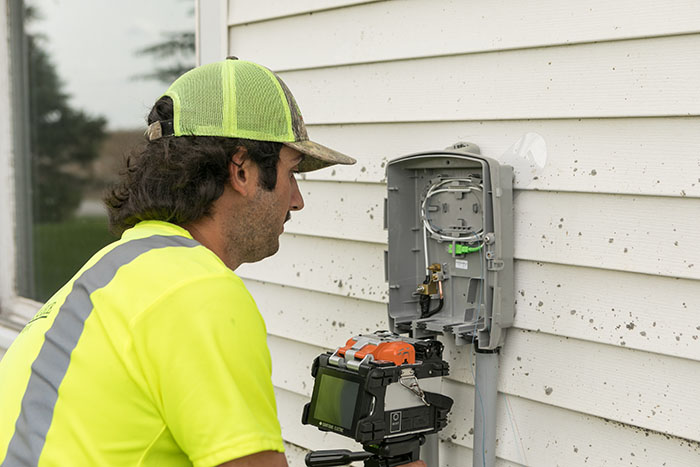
(130, 242, 243, 299)
(96, 226, 247, 321)
(118, 221, 233, 282)
(119, 249, 253, 333)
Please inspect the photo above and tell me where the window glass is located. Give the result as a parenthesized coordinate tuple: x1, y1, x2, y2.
(17, 0, 194, 301)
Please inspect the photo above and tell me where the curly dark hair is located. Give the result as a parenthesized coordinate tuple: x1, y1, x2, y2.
(104, 96, 282, 235)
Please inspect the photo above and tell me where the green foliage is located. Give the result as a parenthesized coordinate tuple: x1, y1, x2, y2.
(132, 0, 195, 85)
(26, 19, 107, 222)
(137, 31, 195, 59)
(33, 217, 116, 302)
(133, 31, 195, 84)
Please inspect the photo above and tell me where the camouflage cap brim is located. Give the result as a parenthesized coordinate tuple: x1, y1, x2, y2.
(284, 140, 357, 173)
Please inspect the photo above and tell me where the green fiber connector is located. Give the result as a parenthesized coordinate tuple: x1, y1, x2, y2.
(448, 244, 483, 255)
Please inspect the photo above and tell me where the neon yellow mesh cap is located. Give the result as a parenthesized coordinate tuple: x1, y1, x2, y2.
(146, 57, 356, 172)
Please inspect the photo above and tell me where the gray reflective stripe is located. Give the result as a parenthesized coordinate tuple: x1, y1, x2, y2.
(2, 235, 199, 467)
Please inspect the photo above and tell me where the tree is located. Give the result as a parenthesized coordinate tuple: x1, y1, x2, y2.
(133, 0, 195, 85)
(25, 7, 107, 223)
(133, 31, 195, 85)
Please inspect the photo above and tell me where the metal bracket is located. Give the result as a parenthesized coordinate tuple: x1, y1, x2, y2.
(399, 368, 429, 406)
(487, 259, 505, 271)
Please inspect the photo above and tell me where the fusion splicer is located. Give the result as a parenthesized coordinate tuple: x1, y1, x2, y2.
(301, 331, 454, 467)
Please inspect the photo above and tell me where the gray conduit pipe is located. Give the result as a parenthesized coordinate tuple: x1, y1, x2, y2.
(473, 349, 499, 467)
(421, 433, 438, 466)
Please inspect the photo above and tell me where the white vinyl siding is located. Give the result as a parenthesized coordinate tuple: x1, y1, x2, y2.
(228, 0, 700, 70)
(227, 0, 700, 465)
(300, 119, 700, 197)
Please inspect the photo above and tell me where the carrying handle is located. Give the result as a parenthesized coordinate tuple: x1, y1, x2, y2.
(305, 449, 372, 466)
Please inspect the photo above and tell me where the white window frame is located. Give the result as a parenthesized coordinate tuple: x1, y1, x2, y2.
(0, 0, 42, 348)
(195, 0, 228, 66)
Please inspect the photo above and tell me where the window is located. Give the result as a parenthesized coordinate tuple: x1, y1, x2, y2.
(0, 0, 194, 330)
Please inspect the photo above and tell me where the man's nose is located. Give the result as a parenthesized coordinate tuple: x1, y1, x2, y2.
(290, 178, 304, 211)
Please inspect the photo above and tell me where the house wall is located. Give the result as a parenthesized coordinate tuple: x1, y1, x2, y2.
(226, 1, 700, 465)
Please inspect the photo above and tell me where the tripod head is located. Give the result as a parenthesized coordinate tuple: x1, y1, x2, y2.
(305, 434, 424, 467)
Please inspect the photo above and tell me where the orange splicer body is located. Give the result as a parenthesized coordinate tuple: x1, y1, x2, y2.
(337, 338, 416, 365)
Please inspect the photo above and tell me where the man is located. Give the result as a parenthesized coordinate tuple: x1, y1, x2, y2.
(0, 58, 425, 467)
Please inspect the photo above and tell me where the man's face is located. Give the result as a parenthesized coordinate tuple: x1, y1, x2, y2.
(234, 146, 305, 263)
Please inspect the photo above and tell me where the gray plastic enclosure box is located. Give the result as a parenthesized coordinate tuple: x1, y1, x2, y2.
(385, 145, 514, 350)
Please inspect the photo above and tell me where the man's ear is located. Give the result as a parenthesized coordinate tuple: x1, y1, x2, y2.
(229, 147, 257, 196)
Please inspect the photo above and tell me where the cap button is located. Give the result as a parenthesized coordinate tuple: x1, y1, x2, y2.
(226, 56, 239, 60)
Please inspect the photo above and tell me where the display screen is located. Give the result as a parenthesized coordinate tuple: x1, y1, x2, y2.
(312, 373, 360, 429)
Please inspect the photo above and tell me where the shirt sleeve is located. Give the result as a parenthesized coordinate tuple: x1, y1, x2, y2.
(129, 274, 284, 467)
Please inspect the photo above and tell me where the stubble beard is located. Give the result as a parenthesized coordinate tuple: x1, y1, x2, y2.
(224, 189, 282, 265)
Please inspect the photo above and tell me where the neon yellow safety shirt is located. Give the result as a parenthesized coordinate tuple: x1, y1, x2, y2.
(0, 221, 284, 466)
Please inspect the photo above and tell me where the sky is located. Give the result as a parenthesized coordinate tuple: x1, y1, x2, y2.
(27, 0, 193, 130)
